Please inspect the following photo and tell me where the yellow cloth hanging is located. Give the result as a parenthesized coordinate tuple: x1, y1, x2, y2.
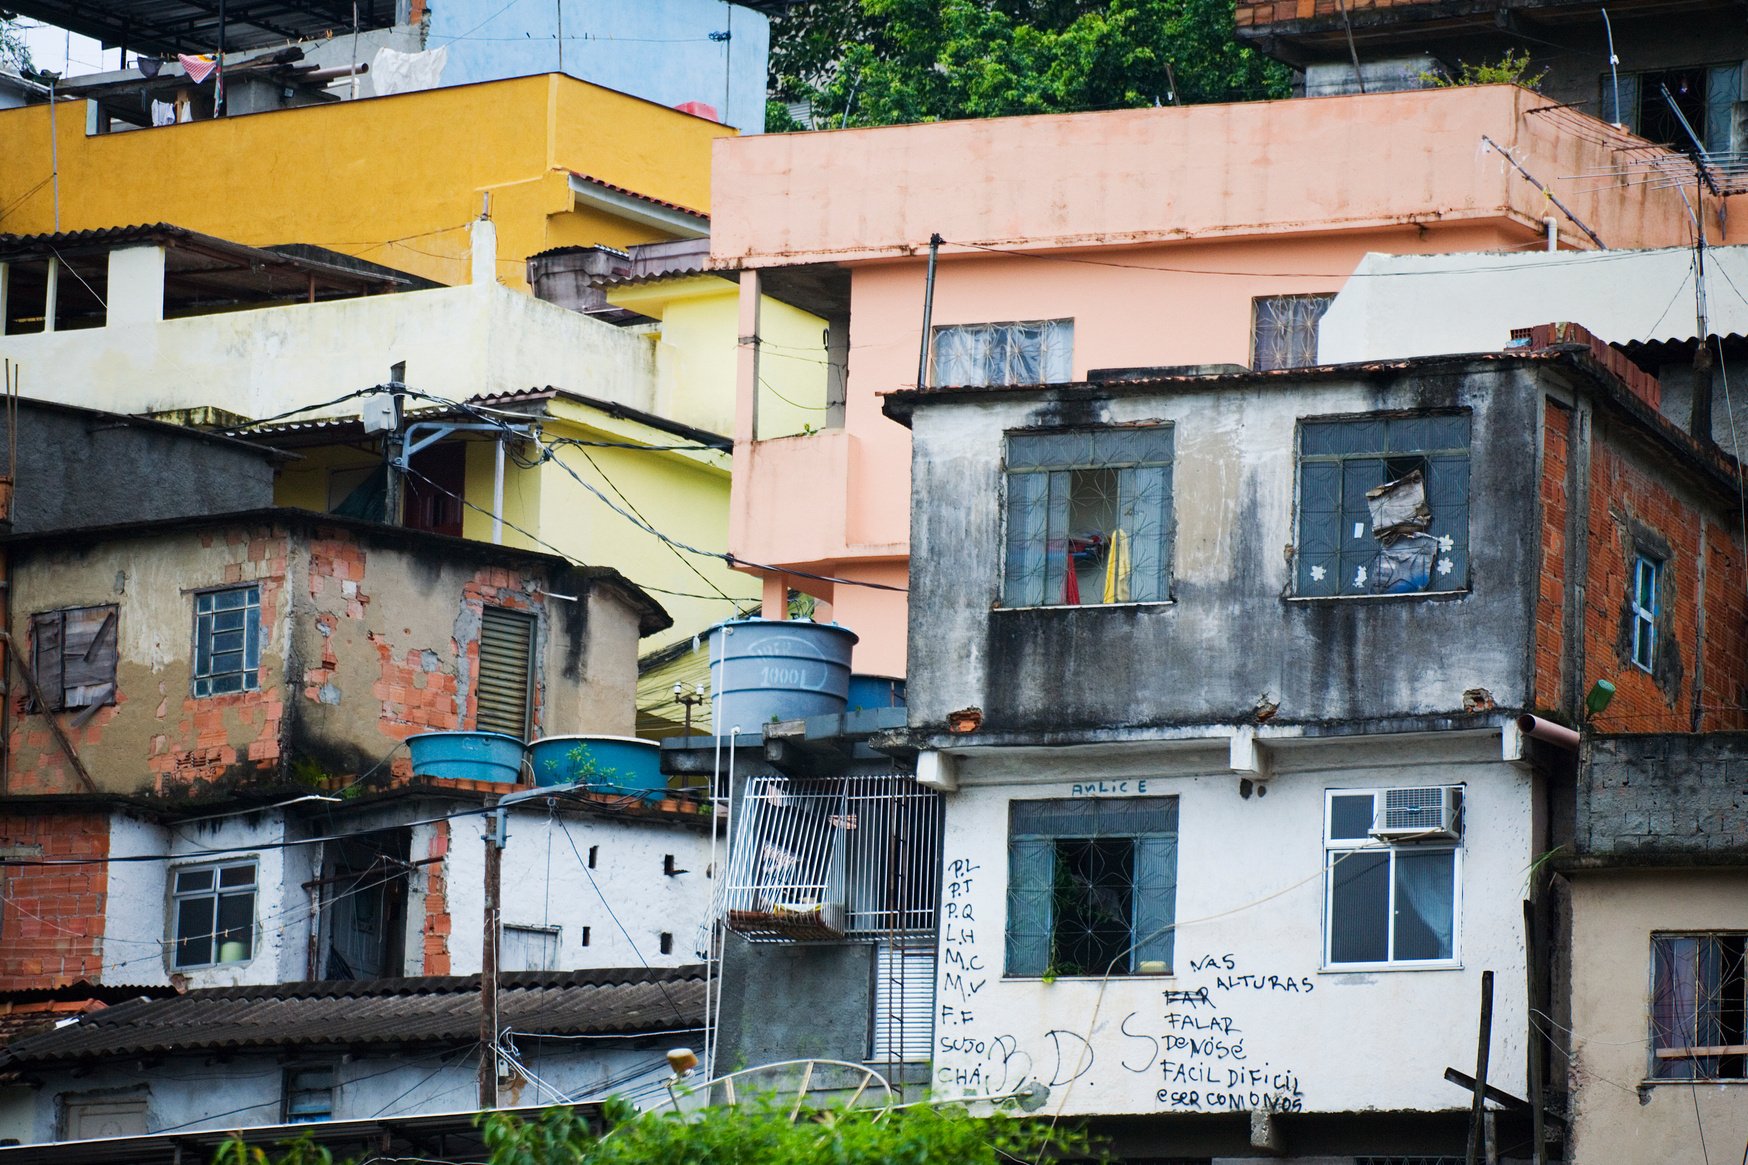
(1102, 528, 1131, 603)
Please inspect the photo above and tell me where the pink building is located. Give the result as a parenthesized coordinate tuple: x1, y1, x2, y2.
(709, 84, 1720, 677)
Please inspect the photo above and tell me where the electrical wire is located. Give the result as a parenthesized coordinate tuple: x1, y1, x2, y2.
(551, 814, 695, 1029)
(400, 388, 908, 594)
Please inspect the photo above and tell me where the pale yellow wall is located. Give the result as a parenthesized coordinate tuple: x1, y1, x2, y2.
(607, 277, 827, 440)
(0, 75, 732, 290)
(1567, 870, 1748, 1165)
(534, 402, 753, 649)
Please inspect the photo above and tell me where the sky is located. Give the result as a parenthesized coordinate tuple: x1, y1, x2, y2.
(15, 20, 123, 78)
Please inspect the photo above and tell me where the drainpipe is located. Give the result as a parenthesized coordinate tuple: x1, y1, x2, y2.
(1515, 714, 1578, 751)
(1545, 217, 1558, 252)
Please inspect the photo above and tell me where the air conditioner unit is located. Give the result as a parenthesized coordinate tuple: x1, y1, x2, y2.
(1370, 786, 1462, 841)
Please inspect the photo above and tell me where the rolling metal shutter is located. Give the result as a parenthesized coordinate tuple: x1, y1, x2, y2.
(871, 938, 936, 1061)
(475, 607, 535, 737)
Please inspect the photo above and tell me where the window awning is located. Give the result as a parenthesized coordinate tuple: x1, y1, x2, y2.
(5, 0, 398, 56)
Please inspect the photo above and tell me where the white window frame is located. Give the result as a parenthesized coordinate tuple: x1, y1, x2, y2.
(168, 858, 259, 970)
(1322, 788, 1462, 972)
(192, 584, 262, 698)
(1631, 554, 1661, 673)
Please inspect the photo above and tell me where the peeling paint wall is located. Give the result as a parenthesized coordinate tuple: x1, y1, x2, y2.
(5, 516, 645, 799)
(901, 364, 1543, 737)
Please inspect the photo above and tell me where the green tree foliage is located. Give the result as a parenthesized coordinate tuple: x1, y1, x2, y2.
(1422, 49, 1546, 91)
(224, 1094, 1091, 1165)
(768, 0, 1291, 130)
(1, 19, 34, 74)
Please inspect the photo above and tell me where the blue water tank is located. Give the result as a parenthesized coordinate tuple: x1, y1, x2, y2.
(847, 674, 907, 710)
(708, 618, 858, 731)
(528, 734, 664, 798)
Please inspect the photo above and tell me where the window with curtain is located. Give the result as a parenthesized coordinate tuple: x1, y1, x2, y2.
(1296, 412, 1470, 597)
(170, 859, 258, 969)
(1002, 426, 1174, 608)
(1252, 294, 1334, 371)
(1650, 933, 1747, 1080)
(1324, 789, 1460, 968)
(1006, 797, 1177, 978)
(932, 320, 1073, 387)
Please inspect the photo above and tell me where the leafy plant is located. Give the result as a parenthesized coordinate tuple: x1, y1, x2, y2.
(538, 742, 621, 788)
(0, 19, 32, 75)
(767, 0, 1290, 130)
(231, 1093, 1094, 1165)
(1422, 49, 1546, 91)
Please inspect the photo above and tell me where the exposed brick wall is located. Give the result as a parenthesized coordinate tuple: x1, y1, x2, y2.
(4, 525, 289, 797)
(1532, 394, 1748, 731)
(420, 820, 451, 975)
(0, 812, 108, 989)
(1237, 0, 1430, 29)
(1578, 733, 1748, 857)
(1534, 398, 1572, 710)
(1582, 441, 1701, 730)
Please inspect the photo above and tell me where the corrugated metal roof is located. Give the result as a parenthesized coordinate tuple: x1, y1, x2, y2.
(3, 0, 395, 55)
(0, 967, 704, 1067)
(568, 173, 709, 223)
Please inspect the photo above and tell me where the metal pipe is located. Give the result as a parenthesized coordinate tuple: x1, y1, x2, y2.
(492, 437, 505, 545)
(1516, 714, 1579, 751)
(302, 63, 370, 84)
(915, 233, 941, 390)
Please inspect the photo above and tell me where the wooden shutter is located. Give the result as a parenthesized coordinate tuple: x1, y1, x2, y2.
(30, 610, 65, 711)
(475, 607, 535, 737)
(62, 606, 118, 708)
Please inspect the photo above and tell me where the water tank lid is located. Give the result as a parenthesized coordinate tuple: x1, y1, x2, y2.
(708, 616, 860, 645)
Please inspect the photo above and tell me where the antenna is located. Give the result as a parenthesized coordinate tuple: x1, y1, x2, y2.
(1660, 85, 1718, 443)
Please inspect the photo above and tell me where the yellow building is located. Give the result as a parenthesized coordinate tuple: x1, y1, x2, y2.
(0, 74, 728, 291)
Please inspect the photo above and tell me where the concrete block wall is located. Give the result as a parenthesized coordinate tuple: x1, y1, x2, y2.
(1578, 733, 1748, 857)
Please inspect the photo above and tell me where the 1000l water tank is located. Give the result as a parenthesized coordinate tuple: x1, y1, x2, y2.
(708, 618, 858, 730)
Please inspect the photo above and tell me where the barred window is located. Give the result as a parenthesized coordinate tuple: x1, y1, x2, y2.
(1651, 933, 1747, 1080)
(933, 320, 1073, 387)
(1252, 294, 1333, 371)
(1006, 797, 1177, 978)
(1003, 426, 1174, 607)
(1296, 413, 1470, 597)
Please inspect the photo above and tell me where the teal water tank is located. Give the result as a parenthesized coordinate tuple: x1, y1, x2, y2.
(708, 618, 858, 731)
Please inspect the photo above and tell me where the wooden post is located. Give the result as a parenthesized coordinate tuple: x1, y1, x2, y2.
(478, 811, 503, 1109)
(1466, 970, 1495, 1165)
(1524, 900, 1546, 1165)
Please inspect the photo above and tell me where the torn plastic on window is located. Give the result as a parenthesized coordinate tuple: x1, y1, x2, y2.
(1364, 470, 1440, 593)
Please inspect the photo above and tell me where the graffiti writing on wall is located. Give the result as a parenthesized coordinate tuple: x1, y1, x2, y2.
(932, 843, 1311, 1114)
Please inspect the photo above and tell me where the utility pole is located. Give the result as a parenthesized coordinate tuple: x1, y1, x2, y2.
(478, 807, 505, 1109)
(383, 362, 407, 526)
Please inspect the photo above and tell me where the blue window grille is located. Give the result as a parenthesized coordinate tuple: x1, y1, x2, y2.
(1296, 413, 1470, 597)
(1006, 797, 1177, 977)
(1003, 426, 1174, 607)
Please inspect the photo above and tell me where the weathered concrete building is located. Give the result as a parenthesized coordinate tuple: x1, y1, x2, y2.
(1558, 733, 1748, 1164)
(1234, 0, 1748, 153)
(871, 334, 1748, 1158)
(708, 84, 1716, 680)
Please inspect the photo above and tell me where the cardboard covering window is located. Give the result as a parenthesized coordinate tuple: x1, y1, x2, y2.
(31, 605, 119, 712)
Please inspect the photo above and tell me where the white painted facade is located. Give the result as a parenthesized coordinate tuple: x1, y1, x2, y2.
(95, 797, 713, 989)
(13, 1041, 663, 1142)
(1318, 245, 1748, 365)
(0, 244, 689, 430)
(926, 731, 1531, 1119)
